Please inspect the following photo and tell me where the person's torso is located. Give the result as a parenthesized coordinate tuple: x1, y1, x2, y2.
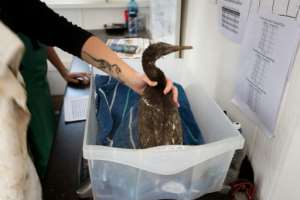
(18, 33, 48, 88)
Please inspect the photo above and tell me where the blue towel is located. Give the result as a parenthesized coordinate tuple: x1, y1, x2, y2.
(95, 75, 204, 148)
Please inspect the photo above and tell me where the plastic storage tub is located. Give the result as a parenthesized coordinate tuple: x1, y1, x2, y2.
(83, 61, 244, 200)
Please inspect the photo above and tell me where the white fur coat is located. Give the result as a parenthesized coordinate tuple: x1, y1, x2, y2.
(0, 22, 42, 200)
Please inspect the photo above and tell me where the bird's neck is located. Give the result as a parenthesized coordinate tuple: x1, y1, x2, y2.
(142, 61, 166, 90)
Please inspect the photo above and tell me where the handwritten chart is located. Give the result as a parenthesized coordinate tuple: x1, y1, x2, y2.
(218, 0, 252, 43)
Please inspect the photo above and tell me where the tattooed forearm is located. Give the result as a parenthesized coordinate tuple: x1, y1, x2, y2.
(82, 51, 121, 76)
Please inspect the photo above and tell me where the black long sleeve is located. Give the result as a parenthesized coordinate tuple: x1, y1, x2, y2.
(0, 0, 93, 57)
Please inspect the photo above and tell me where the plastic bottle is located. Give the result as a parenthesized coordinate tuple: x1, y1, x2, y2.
(127, 0, 138, 37)
(124, 10, 129, 29)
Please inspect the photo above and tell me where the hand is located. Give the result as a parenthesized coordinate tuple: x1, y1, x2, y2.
(131, 73, 179, 107)
(63, 72, 91, 86)
(163, 78, 179, 107)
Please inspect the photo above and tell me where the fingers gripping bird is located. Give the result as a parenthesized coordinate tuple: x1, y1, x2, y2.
(138, 42, 192, 148)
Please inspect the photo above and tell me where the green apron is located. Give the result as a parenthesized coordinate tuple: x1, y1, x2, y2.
(18, 34, 55, 178)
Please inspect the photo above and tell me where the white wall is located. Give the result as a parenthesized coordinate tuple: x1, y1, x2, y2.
(181, 0, 300, 199)
(181, 0, 225, 98)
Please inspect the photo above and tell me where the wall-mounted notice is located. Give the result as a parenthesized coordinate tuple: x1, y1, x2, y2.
(150, 0, 181, 45)
(233, 11, 300, 136)
(218, 0, 252, 43)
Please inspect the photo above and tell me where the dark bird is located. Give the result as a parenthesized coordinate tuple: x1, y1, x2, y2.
(138, 42, 192, 148)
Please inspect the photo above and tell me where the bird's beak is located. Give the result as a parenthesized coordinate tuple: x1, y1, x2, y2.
(160, 45, 193, 57)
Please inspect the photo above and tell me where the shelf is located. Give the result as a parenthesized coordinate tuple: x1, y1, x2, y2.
(42, 0, 149, 9)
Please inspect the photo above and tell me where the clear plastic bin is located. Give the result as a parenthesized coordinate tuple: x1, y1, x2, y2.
(83, 62, 244, 200)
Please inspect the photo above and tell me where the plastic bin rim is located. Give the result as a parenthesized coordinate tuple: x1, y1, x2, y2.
(83, 135, 244, 153)
(82, 136, 245, 175)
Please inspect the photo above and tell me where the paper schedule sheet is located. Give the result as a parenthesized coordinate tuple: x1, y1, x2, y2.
(233, 12, 300, 135)
(218, 0, 252, 43)
(64, 96, 89, 122)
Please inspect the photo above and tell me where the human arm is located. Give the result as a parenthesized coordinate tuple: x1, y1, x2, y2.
(80, 37, 178, 105)
(47, 47, 90, 85)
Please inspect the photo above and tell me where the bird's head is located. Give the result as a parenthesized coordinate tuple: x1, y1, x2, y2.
(143, 42, 193, 63)
(142, 42, 193, 89)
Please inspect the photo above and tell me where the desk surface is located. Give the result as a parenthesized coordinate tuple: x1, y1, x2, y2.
(44, 29, 149, 200)
(43, 58, 90, 200)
